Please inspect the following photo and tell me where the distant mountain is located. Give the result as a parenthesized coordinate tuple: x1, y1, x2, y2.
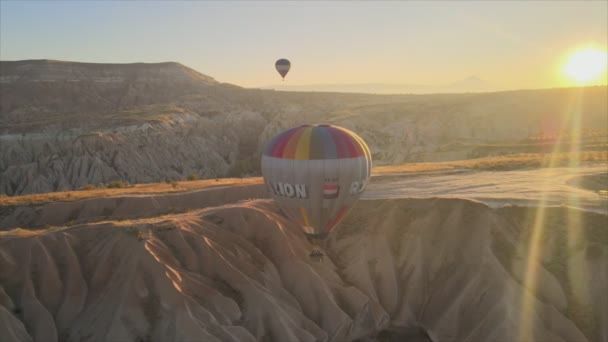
(0, 60, 227, 121)
(263, 76, 502, 94)
(442, 75, 499, 93)
(0, 59, 217, 84)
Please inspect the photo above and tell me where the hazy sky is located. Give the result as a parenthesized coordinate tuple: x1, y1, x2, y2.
(1, 1, 606, 89)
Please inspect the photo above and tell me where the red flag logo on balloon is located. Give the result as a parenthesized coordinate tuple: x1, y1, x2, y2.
(323, 184, 339, 199)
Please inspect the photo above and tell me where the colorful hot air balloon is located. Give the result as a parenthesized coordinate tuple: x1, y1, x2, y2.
(275, 59, 291, 80)
(261, 124, 372, 261)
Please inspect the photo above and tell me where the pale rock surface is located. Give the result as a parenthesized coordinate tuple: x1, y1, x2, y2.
(1, 198, 604, 342)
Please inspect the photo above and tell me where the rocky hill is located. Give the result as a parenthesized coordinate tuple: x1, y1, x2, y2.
(1, 197, 605, 342)
(0, 60, 219, 121)
(1, 60, 606, 195)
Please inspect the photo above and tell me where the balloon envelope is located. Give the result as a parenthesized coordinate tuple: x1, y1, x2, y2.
(275, 59, 291, 79)
(261, 124, 372, 238)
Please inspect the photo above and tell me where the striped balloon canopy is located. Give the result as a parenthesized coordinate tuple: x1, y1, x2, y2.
(261, 124, 372, 240)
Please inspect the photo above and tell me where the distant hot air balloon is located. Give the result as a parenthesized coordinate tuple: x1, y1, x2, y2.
(275, 59, 291, 80)
(261, 124, 372, 261)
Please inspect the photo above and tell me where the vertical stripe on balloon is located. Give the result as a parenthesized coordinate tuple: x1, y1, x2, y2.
(319, 127, 338, 159)
(336, 126, 365, 157)
(327, 127, 350, 158)
(283, 127, 306, 158)
(269, 127, 299, 157)
(295, 126, 313, 159)
(309, 126, 326, 159)
(341, 132, 359, 156)
(324, 205, 347, 232)
(265, 130, 284, 156)
(300, 207, 310, 226)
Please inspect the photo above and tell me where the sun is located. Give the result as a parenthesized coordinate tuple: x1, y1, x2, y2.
(561, 47, 607, 85)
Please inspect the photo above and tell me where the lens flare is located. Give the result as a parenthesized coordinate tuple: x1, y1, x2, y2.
(517, 88, 588, 342)
(562, 47, 608, 85)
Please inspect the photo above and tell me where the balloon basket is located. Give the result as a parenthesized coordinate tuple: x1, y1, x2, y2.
(306, 234, 327, 262)
(309, 248, 324, 262)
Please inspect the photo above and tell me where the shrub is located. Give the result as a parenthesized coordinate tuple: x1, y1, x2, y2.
(170, 181, 179, 188)
(107, 180, 128, 189)
(125, 226, 147, 241)
(187, 173, 198, 181)
(80, 184, 96, 190)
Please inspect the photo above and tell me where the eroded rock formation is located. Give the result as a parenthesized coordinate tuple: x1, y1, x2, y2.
(1, 199, 605, 341)
(1, 60, 607, 195)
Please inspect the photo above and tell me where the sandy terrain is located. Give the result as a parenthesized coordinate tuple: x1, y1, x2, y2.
(367, 164, 608, 214)
(0, 166, 606, 342)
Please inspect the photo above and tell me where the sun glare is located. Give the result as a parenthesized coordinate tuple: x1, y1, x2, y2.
(562, 47, 608, 85)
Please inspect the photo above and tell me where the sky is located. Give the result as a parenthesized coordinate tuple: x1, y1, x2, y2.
(1, 1, 607, 89)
